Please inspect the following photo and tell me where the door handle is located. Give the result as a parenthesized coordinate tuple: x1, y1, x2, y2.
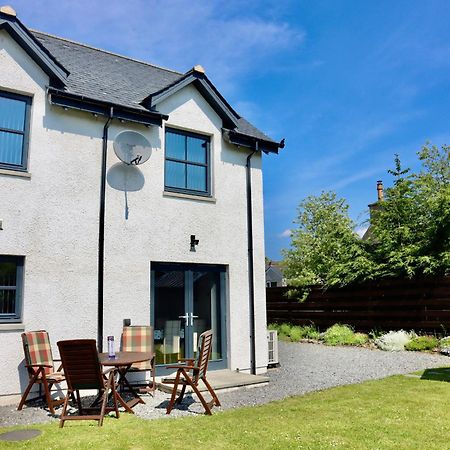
(178, 313, 189, 324)
(190, 312, 199, 326)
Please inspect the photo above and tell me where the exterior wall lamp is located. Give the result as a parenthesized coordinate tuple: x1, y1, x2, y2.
(190, 235, 199, 252)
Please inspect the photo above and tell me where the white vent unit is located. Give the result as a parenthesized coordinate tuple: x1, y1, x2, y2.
(267, 329, 279, 367)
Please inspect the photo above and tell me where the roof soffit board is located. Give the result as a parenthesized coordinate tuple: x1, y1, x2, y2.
(0, 16, 68, 86)
(145, 73, 239, 129)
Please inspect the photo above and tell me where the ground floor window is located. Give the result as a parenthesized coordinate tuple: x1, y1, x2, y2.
(0, 256, 24, 322)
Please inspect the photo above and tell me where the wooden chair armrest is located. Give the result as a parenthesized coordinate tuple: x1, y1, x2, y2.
(178, 358, 195, 363)
(25, 363, 52, 368)
(166, 364, 195, 370)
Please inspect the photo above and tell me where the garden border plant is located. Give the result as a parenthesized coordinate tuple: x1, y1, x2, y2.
(268, 321, 446, 353)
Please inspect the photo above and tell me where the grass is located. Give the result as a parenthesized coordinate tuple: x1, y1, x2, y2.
(1, 374, 450, 449)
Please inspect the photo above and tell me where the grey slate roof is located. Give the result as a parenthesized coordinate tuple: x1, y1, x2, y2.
(31, 31, 276, 144)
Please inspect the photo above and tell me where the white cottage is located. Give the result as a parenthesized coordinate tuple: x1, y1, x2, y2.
(0, 6, 283, 401)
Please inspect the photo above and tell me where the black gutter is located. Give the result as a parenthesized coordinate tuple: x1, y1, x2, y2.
(97, 108, 113, 352)
(223, 128, 284, 154)
(246, 146, 257, 375)
(48, 88, 168, 126)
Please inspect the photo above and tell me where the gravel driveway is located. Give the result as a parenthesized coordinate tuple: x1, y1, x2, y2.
(1, 342, 448, 426)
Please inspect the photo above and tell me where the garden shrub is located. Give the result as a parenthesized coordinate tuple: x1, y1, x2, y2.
(267, 323, 280, 332)
(375, 330, 416, 351)
(279, 323, 292, 339)
(302, 324, 321, 340)
(439, 336, 450, 349)
(352, 332, 369, 345)
(322, 324, 366, 346)
(289, 326, 303, 342)
(405, 336, 439, 351)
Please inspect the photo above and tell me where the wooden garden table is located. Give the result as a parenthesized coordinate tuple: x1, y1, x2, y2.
(99, 351, 154, 413)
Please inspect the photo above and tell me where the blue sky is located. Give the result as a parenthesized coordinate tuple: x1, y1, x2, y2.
(13, 0, 450, 259)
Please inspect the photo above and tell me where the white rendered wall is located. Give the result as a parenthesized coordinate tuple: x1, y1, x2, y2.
(0, 31, 268, 399)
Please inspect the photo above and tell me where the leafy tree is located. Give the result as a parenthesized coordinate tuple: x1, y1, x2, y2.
(369, 145, 450, 277)
(282, 191, 374, 294)
(282, 144, 450, 296)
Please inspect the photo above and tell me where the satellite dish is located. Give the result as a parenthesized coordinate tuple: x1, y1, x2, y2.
(113, 131, 152, 165)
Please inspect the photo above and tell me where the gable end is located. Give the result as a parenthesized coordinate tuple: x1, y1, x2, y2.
(0, 12, 68, 87)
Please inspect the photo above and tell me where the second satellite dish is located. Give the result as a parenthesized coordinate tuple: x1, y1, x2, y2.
(113, 131, 152, 165)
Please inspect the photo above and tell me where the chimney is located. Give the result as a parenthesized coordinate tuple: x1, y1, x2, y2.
(193, 65, 205, 74)
(376, 180, 384, 201)
(0, 5, 17, 16)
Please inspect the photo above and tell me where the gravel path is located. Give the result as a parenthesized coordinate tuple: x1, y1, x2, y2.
(1, 342, 448, 426)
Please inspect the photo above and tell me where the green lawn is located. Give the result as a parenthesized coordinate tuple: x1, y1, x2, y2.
(1, 372, 449, 450)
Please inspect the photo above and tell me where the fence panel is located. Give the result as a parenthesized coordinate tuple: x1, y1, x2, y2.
(266, 277, 450, 332)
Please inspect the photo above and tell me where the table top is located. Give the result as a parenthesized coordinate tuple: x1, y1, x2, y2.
(99, 351, 154, 366)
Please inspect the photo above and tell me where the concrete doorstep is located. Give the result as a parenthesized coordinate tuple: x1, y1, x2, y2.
(157, 369, 270, 395)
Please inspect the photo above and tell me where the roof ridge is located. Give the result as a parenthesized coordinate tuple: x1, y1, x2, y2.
(30, 29, 184, 76)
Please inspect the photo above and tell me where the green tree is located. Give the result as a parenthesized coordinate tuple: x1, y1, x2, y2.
(369, 145, 450, 277)
(283, 191, 373, 294)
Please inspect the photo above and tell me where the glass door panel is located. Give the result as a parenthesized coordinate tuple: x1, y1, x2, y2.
(153, 269, 186, 365)
(192, 271, 222, 360)
(152, 262, 226, 370)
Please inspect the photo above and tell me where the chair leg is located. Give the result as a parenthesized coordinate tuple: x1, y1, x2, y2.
(190, 380, 212, 415)
(76, 390, 83, 415)
(175, 384, 186, 404)
(151, 358, 156, 395)
(59, 389, 72, 428)
(99, 384, 110, 426)
(110, 373, 120, 419)
(17, 370, 41, 411)
(202, 376, 221, 407)
(166, 370, 181, 414)
(41, 375, 55, 415)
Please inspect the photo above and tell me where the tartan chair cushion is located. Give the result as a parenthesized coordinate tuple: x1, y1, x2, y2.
(122, 326, 153, 371)
(22, 330, 55, 376)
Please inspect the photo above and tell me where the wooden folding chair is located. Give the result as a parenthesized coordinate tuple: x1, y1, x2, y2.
(162, 330, 221, 415)
(121, 325, 156, 394)
(57, 339, 119, 427)
(18, 330, 66, 414)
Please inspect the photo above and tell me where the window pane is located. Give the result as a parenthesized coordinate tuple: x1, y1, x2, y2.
(166, 160, 186, 189)
(187, 165, 207, 191)
(0, 131, 24, 166)
(0, 96, 26, 132)
(187, 136, 207, 164)
(0, 290, 16, 314)
(0, 261, 17, 316)
(166, 131, 185, 160)
(0, 262, 17, 287)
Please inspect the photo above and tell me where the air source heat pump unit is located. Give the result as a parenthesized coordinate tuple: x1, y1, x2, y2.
(267, 329, 279, 367)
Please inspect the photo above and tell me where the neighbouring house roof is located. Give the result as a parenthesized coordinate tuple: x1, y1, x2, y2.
(26, 27, 282, 152)
(265, 262, 286, 283)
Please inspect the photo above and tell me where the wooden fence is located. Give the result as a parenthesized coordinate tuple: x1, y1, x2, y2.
(266, 276, 450, 333)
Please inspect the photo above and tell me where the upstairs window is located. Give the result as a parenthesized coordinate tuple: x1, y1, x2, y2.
(0, 91, 31, 171)
(0, 256, 24, 323)
(165, 128, 210, 196)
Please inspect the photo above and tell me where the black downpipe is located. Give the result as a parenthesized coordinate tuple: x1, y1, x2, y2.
(246, 146, 257, 375)
(97, 108, 113, 352)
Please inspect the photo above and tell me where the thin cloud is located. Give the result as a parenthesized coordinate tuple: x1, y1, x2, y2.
(14, 0, 304, 95)
(278, 229, 292, 238)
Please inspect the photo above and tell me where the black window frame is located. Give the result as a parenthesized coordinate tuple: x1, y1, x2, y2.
(0, 255, 24, 323)
(0, 90, 32, 172)
(164, 127, 211, 197)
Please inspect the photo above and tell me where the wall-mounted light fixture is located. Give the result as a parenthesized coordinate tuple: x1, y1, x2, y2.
(190, 235, 199, 252)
